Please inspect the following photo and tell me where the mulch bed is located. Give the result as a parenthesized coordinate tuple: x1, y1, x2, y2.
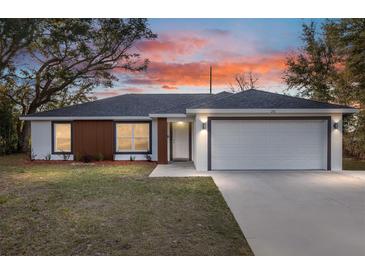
(24, 159, 157, 166)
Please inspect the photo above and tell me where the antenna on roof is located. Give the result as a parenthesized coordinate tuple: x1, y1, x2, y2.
(209, 65, 212, 94)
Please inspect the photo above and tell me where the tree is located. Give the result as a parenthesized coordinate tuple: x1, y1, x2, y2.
(325, 19, 365, 105)
(283, 22, 339, 102)
(283, 19, 365, 159)
(0, 19, 38, 78)
(229, 71, 259, 92)
(1, 19, 156, 151)
(343, 112, 365, 159)
(0, 95, 18, 155)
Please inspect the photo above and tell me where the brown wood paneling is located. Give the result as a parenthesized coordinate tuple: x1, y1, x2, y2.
(157, 118, 168, 164)
(73, 120, 114, 160)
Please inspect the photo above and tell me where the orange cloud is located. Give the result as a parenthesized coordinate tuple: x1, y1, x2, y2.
(94, 87, 144, 98)
(135, 35, 208, 62)
(122, 52, 287, 88)
(161, 85, 178, 90)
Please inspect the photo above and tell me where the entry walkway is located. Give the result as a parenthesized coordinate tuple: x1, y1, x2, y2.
(149, 162, 209, 177)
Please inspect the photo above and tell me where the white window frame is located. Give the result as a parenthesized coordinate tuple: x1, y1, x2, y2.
(52, 122, 72, 154)
(115, 122, 151, 154)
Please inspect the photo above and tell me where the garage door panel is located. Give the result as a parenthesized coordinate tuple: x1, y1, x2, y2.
(211, 119, 327, 170)
(212, 157, 325, 170)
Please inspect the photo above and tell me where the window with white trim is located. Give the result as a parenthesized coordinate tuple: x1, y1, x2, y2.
(116, 123, 150, 153)
(53, 122, 72, 153)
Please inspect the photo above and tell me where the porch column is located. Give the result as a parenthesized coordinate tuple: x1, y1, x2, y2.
(157, 118, 168, 164)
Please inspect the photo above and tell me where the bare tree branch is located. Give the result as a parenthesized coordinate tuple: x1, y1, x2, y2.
(230, 71, 259, 92)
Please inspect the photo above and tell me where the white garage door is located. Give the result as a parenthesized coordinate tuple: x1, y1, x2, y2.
(210, 119, 328, 170)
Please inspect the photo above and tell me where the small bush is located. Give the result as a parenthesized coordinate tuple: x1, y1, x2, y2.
(45, 153, 51, 161)
(145, 154, 152, 161)
(61, 152, 71, 161)
(0, 98, 18, 155)
(95, 153, 104, 161)
(75, 153, 82, 161)
(129, 155, 135, 161)
(82, 154, 93, 163)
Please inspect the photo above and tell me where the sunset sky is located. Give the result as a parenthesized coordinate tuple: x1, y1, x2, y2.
(95, 18, 325, 98)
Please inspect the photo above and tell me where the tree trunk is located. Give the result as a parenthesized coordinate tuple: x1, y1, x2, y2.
(19, 105, 37, 153)
(20, 120, 31, 152)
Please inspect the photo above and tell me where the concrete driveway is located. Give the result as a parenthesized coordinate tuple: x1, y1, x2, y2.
(211, 171, 365, 255)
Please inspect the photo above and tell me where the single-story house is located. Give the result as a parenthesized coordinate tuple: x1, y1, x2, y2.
(20, 89, 357, 171)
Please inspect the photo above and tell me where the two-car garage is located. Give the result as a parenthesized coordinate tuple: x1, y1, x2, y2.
(208, 118, 330, 170)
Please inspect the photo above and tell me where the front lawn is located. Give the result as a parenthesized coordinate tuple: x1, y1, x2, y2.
(343, 158, 365, 170)
(0, 154, 252, 255)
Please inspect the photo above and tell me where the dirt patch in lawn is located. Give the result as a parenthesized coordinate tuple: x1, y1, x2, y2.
(0, 154, 253, 255)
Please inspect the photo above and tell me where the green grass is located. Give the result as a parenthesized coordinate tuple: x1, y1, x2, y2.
(343, 158, 365, 170)
(0, 154, 252, 256)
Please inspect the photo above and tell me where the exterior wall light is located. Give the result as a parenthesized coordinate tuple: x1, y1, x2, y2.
(202, 122, 207, 130)
(333, 122, 339, 129)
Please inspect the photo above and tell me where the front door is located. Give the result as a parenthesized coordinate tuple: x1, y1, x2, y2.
(171, 122, 190, 160)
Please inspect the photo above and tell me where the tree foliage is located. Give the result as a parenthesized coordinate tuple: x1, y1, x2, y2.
(0, 95, 18, 155)
(283, 19, 365, 159)
(0, 19, 156, 151)
(0, 19, 37, 78)
(325, 19, 365, 105)
(283, 22, 339, 102)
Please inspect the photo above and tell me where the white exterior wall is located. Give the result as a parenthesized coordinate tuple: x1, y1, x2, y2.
(31, 121, 74, 160)
(30, 113, 343, 170)
(114, 118, 158, 161)
(31, 119, 157, 161)
(193, 113, 344, 171)
(331, 113, 343, 171)
(191, 120, 195, 162)
(194, 114, 208, 171)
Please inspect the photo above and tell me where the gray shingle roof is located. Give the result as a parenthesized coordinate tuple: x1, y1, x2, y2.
(25, 89, 353, 118)
(190, 89, 354, 109)
(26, 93, 228, 117)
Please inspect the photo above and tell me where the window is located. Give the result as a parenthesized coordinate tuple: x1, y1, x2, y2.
(53, 122, 72, 153)
(116, 122, 150, 153)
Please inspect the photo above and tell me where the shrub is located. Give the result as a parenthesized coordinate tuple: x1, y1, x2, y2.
(0, 98, 18, 155)
(75, 153, 82, 161)
(61, 152, 71, 161)
(95, 153, 104, 161)
(344, 111, 365, 160)
(82, 154, 93, 163)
